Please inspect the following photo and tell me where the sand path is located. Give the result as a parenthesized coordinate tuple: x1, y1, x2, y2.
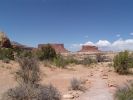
(78, 67, 114, 100)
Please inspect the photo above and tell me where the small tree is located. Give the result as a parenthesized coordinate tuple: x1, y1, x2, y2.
(37, 44, 57, 61)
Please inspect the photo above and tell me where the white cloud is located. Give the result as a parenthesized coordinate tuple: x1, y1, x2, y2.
(70, 39, 133, 51)
(96, 40, 111, 47)
(70, 44, 82, 51)
(112, 39, 133, 51)
(83, 41, 95, 46)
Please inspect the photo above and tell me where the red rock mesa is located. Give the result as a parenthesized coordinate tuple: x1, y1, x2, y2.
(38, 44, 69, 53)
(79, 45, 100, 52)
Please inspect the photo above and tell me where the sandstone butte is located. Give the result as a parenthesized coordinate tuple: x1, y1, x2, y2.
(38, 44, 69, 53)
(79, 45, 100, 53)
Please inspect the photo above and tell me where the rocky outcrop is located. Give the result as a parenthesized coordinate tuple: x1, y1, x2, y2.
(79, 45, 100, 52)
(38, 44, 69, 53)
(12, 41, 33, 51)
(0, 32, 12, 48)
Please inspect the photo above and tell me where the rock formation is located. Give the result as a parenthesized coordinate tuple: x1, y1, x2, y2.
(38, 44, 69, 53)
(0, 32, 12, 48)
(11, 41, 33, 51)
(79, 45, 100, 52)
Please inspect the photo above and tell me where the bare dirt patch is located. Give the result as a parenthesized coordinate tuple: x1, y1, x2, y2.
(0, 61, 133, 100)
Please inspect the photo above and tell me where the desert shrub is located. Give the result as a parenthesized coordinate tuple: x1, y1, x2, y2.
(53, 54, 67, 68)
(113, 51, 132, 74)
(115, 83, 133, 100)
(36, 44, 57, 61)
(66, 56, 79, 64)
(40, 84, 61, 100)
(53, 55, 80, 68)
(2, 57, 61, 100)
(2, 84, 61, 100)
(16, 57, 40, 84)
(129, 53, 133, 68)
(17, 50, 33, 59)
(13, 47, 23, 56)
(0, 48, 14, 60)
(80, 56, 96, 66)
(70, 78, 85, 91)
(71, 78, 81, 90)
(96, 53, 112, 62)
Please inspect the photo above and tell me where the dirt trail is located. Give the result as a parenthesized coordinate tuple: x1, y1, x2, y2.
(78, 67, 114, 100)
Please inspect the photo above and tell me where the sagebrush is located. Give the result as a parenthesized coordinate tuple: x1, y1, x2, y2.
(115, 83, 133, 100)
(1, 57, 61, 100)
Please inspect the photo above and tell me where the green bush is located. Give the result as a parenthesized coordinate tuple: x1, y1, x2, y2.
(66, 56, 79, 64)
(16, 50, 33, 59)
(115, 83, 133, 100)
(113, 51, 132, 74)
(0, 48, 14, 60)
(53, 55, 80, 68)
(79, 56, 97, 66)
(37, 44, 57, 61)
(53, 54, 67, 68)
(129, 52, 133, 68)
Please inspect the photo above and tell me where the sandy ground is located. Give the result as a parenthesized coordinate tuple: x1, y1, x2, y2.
(40, 64, 92, 94)
(0, 61, 133, 100)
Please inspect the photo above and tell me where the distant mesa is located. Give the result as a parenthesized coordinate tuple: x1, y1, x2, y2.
(79, 45, 100, 53)
(38, 43, 69, 53)
(0, 32, 101, 53)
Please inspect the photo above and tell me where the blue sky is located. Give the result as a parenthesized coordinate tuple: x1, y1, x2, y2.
(0, 0, 133, 51)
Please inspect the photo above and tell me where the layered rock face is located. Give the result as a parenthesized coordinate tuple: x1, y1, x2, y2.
(79, 45, 100, 52)
(0, 32, 12, 48)
(38, 44, 69, 53)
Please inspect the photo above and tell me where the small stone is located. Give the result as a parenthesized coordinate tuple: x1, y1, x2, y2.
(108, 83, 117, 87)
(63, 94, 74, 99)
(108, 81, 117, 87)
(103, 73, 108, 76)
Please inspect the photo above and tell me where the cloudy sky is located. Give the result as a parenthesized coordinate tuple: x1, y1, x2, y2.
(0, 0, 133, 51)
